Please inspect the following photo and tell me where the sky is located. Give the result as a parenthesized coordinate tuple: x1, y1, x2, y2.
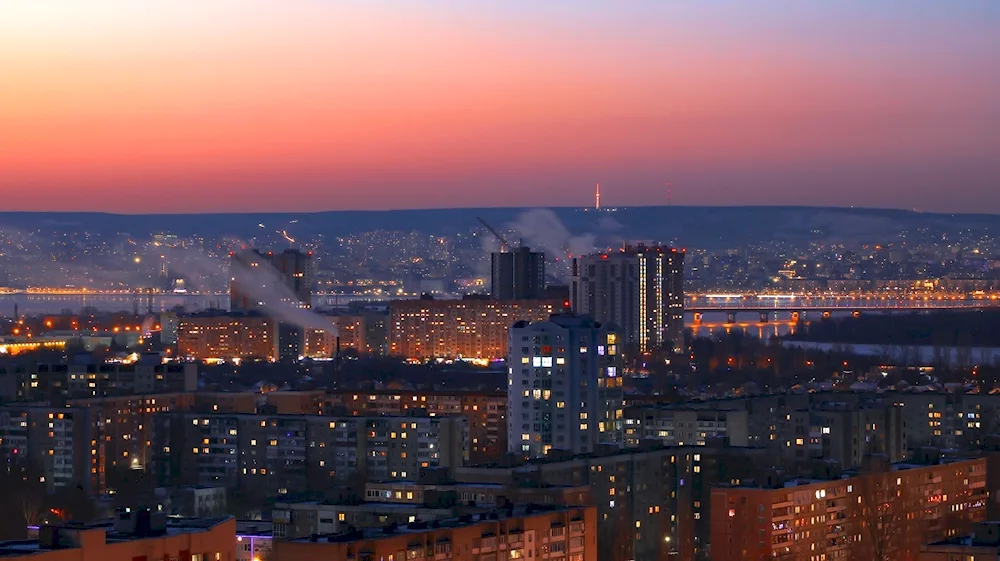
(1, 1, 999, 214)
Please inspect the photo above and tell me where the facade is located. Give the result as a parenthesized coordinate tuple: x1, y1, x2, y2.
(271, 501, 455, 539)
(571, 245, 685, 353)
(0, 511, 235, 561)
(1, 357, 197, 402)
(491, 246, 546, 300)
(623, 407, 750, 448)
(152, 413, 468, 494)
(326, 389, 507, 462)
(363, 480, 591, 509)
(710, 457, 990, 561)
(0, 405, 101, 493)
(388, 297, 566, 360)
(507, 314, 624, 457)
(178, 311, 277, 361)
(452, 446, 745, 561)
(674, 392, 908, 470)
(271, 505, 597, 561)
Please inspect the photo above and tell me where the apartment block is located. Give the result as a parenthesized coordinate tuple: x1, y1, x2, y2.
(623, 407, 749, 448)
(2, 357, 197, 401)
(326, 389, 507, 462)
(152, 413, 468, 495)
(271, 505, 597, 561)
(0, 405, 102, 493)
(711, 456, 990, 561)
(0, 510, 235, 561)
(388, 297, 566, 360)
(178, 311, 277, 362)
(507, 314, 624, 457)
(450, 445, 769, 561)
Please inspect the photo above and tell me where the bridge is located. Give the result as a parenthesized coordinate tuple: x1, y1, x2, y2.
(684, 294, 1000, 329)
(686, 295, 1000, 312)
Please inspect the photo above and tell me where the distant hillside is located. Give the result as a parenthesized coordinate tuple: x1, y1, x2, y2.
(1, 206, 997, 249)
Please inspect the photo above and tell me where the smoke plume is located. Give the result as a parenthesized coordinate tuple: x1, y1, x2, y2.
(504, 209, 596, 280)
(160, 246, 337, 336)
(229, 253, 338, 336)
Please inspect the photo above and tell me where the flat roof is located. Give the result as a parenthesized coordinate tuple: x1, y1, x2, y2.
(289, 505, 584, 544)
(0, 517, 232, 557)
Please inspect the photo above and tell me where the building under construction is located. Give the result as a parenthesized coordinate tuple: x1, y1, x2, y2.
(478, 218, 546, 300)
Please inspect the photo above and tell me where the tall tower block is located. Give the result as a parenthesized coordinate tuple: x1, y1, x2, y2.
(595, 182, 601, 210)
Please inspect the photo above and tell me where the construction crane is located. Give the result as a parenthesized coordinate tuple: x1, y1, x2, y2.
(476, 217, 513, 252)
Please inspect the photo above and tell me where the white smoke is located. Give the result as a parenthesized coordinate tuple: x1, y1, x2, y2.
(229, 252, 338, 337)
(504, 209, 596, 281)
(159, 246, 337, 337)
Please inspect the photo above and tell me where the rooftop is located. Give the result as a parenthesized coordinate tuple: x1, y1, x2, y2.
(0, 516, 232, 557)
(288, 504, 583, 544)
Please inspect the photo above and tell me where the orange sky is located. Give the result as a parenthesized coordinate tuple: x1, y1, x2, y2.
(1, 1, 999, 213)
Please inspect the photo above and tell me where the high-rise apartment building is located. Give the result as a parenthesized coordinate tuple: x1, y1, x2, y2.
(571, 245, 685, 353)
(507, 314, 624, 457)
(491, 246, 546, 300)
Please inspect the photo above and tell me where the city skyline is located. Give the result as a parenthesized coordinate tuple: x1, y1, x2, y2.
(1, 1, 998, 214)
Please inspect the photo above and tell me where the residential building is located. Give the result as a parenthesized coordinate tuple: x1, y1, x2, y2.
(710, 456, 990, 561)
(491, 246, 546, 300)
(271, 505, 597, 561)
(326, 389, 507, 462)
(271, 500, 455, 539)
(0, 405, 102, 493)
(920, 521, 1000, 560)
(151, 413, 468, 494)
(507, 314, 623, 457)
(571, 245, 685, 353)
(178, 311, 277, 362)
(388, 297, 566, 360)
(0, 509, 235, 561)
(623, 407, 749, 448)
(1, 356, 197, 402)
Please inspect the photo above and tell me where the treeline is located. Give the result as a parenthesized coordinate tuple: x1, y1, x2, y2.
(783, 310, 1000, 347)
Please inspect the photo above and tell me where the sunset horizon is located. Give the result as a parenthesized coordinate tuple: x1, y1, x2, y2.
(2, 1, 998, 213)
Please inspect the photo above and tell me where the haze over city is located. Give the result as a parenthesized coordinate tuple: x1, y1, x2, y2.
(2, 0, 999, 213)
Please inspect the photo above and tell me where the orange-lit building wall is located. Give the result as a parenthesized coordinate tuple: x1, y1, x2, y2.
(178, 315, 276, 361)
(388, 299, 565, 360)
(272, 507, 596, 561)
(13, 518, 236, 561)
(710, 458, 990, 561)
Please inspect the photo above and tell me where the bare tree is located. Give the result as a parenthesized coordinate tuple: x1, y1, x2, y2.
(853, 458, 903, 561)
